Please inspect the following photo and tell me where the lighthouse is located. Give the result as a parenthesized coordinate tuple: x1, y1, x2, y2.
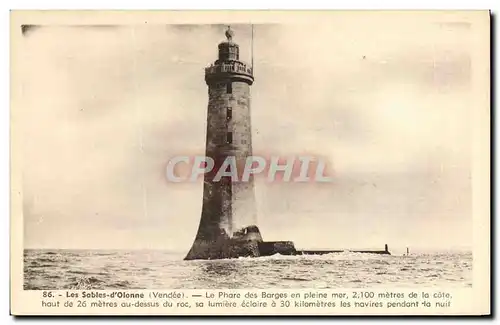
(184, 26, 264, 260)
(183, 26, 390, 260)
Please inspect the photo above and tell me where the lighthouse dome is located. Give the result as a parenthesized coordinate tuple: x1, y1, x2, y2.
(218, 27, 239, 61)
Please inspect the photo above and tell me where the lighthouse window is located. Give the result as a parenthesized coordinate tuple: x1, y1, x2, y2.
(226, 83, 232, 94)
(226, 107, 232, 120)
(226, 132, 233, 144)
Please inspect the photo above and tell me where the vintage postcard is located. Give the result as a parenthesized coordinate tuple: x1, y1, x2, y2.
(10, 10, 490, 315)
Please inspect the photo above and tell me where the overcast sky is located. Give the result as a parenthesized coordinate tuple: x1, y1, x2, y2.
(19, 17, 474, 252)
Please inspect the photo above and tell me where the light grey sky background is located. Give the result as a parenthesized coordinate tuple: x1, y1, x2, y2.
(20, 18, 473, 252)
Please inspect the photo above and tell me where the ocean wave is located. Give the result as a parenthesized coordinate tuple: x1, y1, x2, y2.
(67, 276, 105, 290)
(23, 249, 473, 290)
(233, 251, 395, 262)
(281, 277, 310, 282)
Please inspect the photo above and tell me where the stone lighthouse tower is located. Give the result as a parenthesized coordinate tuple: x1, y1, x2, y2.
(184, 26, 264, 260)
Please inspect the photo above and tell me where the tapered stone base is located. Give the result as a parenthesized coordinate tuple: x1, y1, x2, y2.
(185, 238, 261, 260)
(184, 225, 263, 260)
(184, 225, 301, 260)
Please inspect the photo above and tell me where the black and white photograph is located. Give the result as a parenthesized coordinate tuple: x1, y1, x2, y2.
(10, 10, 490, 316)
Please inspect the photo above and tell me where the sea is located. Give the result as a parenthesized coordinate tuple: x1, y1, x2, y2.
(24, 249, 472, 290)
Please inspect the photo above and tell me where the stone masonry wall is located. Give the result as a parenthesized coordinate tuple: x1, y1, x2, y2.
(194, 79, 257, 241)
